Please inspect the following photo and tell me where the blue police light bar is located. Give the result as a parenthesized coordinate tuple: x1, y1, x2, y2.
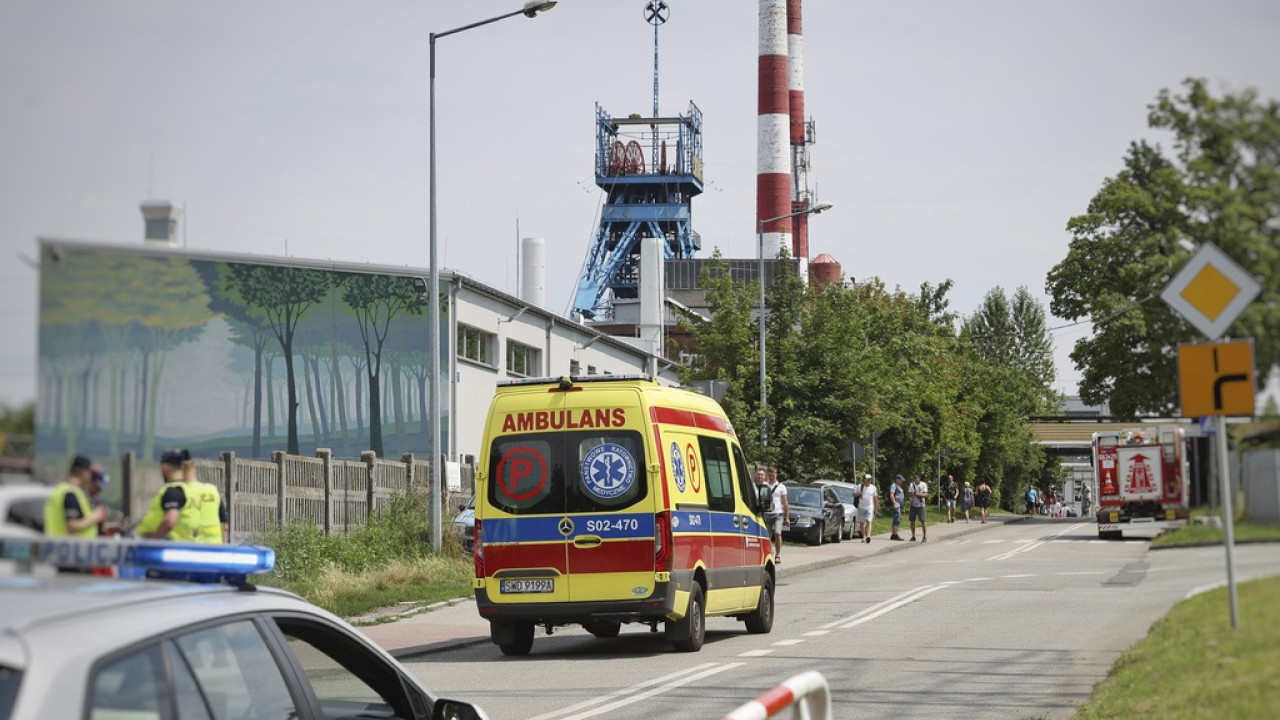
(0, 537, 275, 577)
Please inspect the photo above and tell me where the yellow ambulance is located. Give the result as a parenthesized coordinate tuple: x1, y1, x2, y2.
(471, 374, 775, 655)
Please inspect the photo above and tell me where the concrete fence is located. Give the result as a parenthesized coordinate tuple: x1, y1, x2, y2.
(123, 449, 472, 543)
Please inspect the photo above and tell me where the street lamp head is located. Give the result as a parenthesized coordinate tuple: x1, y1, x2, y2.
(810, 201, 834, 215)
(523, 0, 557, 17)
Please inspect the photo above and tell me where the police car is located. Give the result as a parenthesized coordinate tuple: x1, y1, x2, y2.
(0, 536, 488, 720)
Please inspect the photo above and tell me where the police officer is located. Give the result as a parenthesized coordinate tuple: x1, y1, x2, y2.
(44, 454, 107, 537)
(183, 453, 228, 543)
(138, 450, 226, 543)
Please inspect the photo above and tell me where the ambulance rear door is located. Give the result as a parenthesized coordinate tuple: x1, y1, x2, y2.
(482, 386, 658, 606)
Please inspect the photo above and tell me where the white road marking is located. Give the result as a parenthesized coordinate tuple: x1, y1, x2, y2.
(803, 630, 830, 637)
(818, 585, 934, 630)
(965, 577, 993, 582)
(1001, 574, 1036, 578)
(737, 649, 774, 657)
(530, 662, 746, 720)
(1186, 581, 1226, 599)
(772, 638, 806, 646)
(836, 585, 947, 629)
(989, 541, 1045, 561)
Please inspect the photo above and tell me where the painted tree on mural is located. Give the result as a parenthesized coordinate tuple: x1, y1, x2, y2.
(40, 249, 214, 461)
(337, 274, 426, 457)
(210, 263, 279, 457)
(223, 264, 329, 455)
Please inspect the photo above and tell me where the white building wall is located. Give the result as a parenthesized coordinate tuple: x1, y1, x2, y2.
(448, 274, 678, 464)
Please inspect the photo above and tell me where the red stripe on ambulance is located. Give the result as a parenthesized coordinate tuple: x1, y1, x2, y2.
(650, 406, 736, 436)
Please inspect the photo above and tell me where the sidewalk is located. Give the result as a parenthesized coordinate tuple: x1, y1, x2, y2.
(358, 514, 1030, 658)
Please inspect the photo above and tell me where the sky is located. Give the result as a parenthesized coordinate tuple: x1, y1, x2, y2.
(2, 0, 1278, 410)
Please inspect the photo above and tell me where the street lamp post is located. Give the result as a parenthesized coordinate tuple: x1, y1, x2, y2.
(757, 201, 833, 447)
(429, 1, 556, 551)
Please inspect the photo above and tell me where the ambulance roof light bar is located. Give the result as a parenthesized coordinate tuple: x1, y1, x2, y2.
(0, 537, 275, 586)
(496, 374, 654, 388)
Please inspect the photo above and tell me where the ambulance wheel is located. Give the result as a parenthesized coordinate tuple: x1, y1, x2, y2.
(670, 584, 706, 652)
(496, 620, 535, 656)
(744, 577, 774, 634)
(585, 621, 621, 638)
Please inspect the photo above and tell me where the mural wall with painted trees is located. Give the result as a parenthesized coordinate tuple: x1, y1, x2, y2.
(37, 244, 441, 468)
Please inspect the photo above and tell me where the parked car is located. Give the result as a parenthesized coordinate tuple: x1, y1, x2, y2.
(0, 483, 52, 537)
(811, 479, 858, 539)
(453, 495, 475, 553)
(781, 483, 844, 546)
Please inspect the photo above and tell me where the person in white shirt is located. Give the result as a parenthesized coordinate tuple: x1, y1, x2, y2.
(765, 468, 789, 563)
(856, 474, 878, 543)
(908, 474, 929, 542)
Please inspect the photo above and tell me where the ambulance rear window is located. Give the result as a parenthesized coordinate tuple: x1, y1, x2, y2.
(488, 431, 648, 515)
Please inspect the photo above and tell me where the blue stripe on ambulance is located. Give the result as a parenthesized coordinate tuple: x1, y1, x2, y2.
(484, 513, 655, 543)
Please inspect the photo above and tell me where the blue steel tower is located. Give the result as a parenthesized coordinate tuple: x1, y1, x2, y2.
(571, 2, 702, 321)
(570, 103, 704, 320)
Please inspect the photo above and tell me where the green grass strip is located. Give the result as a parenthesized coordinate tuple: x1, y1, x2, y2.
(1072, 574, 1280, 720)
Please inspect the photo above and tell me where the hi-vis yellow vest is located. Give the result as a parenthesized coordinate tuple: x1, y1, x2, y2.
(43, 481, 98, 537)
(191, 481, 224, 544)
(137, 483, 203, 541)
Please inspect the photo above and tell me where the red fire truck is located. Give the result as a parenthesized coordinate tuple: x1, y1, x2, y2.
(1092, 426, 1190, 539)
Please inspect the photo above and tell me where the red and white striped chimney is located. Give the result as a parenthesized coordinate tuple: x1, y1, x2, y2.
(758, 0, 791, 258)
(787, 0, 809, 265)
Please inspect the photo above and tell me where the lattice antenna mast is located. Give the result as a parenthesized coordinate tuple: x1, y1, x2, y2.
(646, 1, 669, 160)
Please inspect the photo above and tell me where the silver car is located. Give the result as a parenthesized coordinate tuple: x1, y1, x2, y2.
(0, 483, 52, 537)
(0, 536, 489, 720)
(812, 479, 859, 539)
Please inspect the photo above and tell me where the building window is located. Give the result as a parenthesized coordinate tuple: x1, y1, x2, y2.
(569, 360, 581, 376)
(587, 365, 596, 375)
(458, 324, 496, 367)
(506, 340, 541, 377)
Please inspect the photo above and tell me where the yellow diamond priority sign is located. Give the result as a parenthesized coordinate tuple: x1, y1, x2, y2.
(1161, 242, 1261, 339)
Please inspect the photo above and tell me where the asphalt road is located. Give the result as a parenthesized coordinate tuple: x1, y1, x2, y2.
(405, 520, 1280, 720)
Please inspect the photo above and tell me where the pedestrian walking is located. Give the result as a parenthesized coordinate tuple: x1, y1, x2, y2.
(961, 481, 974, 523)
(1080, 481, 1093, 519)
(857, 474, 877, 543)
(888, 475, 906, 540)
(943, 475, 959, 523)
(908, 474, 928, 542)
(763, 468, 789, 563)
(975, 477, 993, 523)
(1024, 484, 1038, 515)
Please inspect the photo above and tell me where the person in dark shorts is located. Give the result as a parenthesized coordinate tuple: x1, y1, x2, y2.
(888, 475, 906, 540)
(976, 477, 993, 523)
(908, 474, 928, 542)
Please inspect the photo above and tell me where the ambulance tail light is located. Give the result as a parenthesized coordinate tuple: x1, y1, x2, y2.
(473, 520, 484, 577)
(654, 511, 672, 572)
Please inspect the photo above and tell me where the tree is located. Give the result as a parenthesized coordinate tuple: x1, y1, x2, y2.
(677, 251, 762, 455)
(963, 286, 1058, 413)
(224, 265, 329, 454)
(337, 274, 426, 457)
(1047, 79, 1280, 417)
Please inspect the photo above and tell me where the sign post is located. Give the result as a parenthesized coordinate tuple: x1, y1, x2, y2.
(1163, 242, 1261, 630)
